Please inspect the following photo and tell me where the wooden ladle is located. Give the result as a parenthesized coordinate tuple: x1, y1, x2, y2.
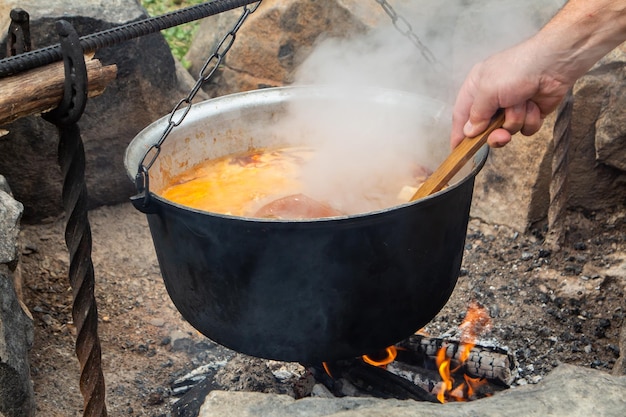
(410, 111, 506, 201)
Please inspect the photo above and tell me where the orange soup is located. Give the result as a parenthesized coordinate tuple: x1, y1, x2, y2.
(159, 146, 430, 218)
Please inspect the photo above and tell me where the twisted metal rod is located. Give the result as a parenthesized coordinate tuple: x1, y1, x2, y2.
(42, 20, 107, 416)
(0, 0, 259, 77)
(57, 123, 107, 416)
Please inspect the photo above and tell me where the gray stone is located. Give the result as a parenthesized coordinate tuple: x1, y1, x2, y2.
(0, 0, 205, 221)
(0, 176, 10, 195)
(0, 264, 35, 417)
(593, 45, 626, 172)
(0, 183, 33, 417)
(614, 319, 626, 377)
(198, 364, 626, 417)
(0, 188, 22, 265)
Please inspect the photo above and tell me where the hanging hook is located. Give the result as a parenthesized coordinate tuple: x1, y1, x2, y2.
(42, 20, 88, 126)
(6, 8, 32, 56)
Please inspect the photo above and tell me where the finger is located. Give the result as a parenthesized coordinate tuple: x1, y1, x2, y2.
(464, 93, 501, 138)
(502, 103, 527, 135)
(486, 128, 513, 148)
(520, 100, 543, 136)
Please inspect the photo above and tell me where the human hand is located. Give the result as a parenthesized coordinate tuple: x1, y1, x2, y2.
(450, 38, 573, 149)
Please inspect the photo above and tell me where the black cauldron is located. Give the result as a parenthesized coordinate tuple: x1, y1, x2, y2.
(125, 86, 488, 363)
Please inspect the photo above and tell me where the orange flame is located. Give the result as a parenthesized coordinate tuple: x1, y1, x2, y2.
(322, 362, 333, 378)
(436, 345, 453, 403)
(436, 302, 491, 403)
(362, 346, 398, 368)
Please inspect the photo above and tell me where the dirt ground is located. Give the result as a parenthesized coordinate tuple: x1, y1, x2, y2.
(18, 202, 625, 416)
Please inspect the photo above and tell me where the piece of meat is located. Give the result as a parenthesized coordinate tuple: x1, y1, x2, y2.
(254, 193, 343, 219)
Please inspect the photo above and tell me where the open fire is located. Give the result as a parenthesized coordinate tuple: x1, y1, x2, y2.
(316, 302, 515, 403)
(169, 301, 519, 417)
(434, 302, 492, 402)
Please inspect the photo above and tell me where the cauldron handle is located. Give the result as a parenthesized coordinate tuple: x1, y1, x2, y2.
(131, 165, 158, 214)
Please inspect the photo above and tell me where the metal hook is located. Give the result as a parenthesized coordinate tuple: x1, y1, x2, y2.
(43, 20, 88, 126)
(7, 8, 31, 56)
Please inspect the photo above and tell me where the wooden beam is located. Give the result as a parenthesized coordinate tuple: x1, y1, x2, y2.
(0, 54, 117, 126)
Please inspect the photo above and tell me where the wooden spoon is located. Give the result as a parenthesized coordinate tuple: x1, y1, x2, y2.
(410, 110, 506, 201)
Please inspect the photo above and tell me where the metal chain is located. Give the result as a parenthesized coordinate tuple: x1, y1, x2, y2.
(136, 1, 262, 197)
(374, 0, 438, 65)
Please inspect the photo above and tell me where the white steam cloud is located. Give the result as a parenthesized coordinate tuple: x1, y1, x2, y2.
(273, 0, 566, 214)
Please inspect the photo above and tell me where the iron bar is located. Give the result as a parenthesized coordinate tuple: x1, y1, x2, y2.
(0, 0, 260, 78)
(42, 20, 107, 417)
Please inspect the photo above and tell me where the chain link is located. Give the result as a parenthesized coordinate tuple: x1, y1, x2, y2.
(374, 0, 438, 65)
(136, 1, 263, 193)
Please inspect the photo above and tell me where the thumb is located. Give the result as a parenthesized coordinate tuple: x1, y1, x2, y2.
(463, 116, 491, 138)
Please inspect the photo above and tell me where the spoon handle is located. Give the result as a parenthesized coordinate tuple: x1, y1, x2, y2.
(410, 110, 506, 201)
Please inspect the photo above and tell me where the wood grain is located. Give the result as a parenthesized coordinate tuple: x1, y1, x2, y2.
(0, 55, 117, 126)
(410, 111, 506, 201)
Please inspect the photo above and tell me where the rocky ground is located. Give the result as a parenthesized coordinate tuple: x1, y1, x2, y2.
(18, 202, 625, 416)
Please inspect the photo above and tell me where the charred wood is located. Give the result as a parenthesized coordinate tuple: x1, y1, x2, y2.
(308, 360, 439, 403)
(396, 334, 518, 386)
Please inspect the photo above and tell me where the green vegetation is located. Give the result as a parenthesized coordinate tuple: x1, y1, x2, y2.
(140, 0, 205, 67)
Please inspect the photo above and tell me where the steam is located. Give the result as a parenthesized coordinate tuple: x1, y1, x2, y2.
(274, 0, 566, 213)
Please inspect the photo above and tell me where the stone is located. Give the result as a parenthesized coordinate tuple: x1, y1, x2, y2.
(0, 186, 34, 417)
(0, 186, 22, 265)
(471, 115, 554, 232)
(0, 266, 35, 417)
(197, 364, 626, 417)
(0, 0, 205, 221)
(614, 320, 626, 376)
(0, 176, 9, 194)
(592, 44, 626, 172)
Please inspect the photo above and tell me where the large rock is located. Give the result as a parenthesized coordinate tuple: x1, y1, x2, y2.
(197, 364, 626, 417)
(0, 179, 34, 417)
(0, 0, 204, 221)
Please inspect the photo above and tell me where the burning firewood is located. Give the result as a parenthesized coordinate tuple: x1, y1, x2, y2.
(396, 334, 518, 386)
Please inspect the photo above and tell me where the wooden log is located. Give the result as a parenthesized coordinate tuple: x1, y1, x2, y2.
(396, 334, 518, 386)
(0, 54, 117, 126)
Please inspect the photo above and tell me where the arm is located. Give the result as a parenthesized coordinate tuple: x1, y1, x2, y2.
(450, 0, 626, 148)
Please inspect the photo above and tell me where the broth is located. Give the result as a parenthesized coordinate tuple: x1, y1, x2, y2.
(159, 146, 430, 218)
